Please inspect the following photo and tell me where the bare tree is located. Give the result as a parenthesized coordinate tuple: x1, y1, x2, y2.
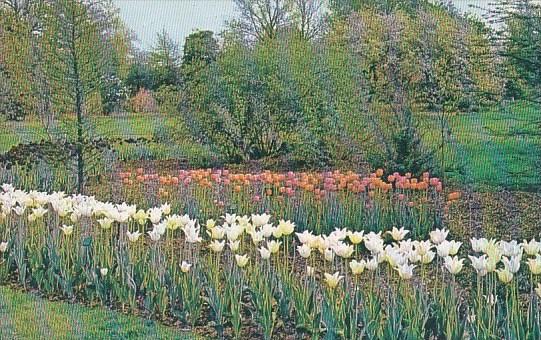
(232, 0, 292, 41)
(291, 0, 327, 40)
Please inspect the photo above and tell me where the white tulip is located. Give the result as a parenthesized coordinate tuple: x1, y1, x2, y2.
(235, 254, 249, 268)
(267, 240, 281, 254)
(365, 257, 379, 271)
(98, 217, 114, 230)
(229, 240, 240, 252)
(60, 224, 74, 236)
(258, 247, 271, 260)
(323, 271, 343, 289)
(469, 255, 488, 276)
(277, 219, 295, 236)
(429, 228, 449, 245)
(209, 240, 225, 253)
(349, 259, 366, 275)
(251, 213, 271, 227)
(223, 213, 237, 225)
(502, 256, 521, 274)
(148, 207, 162, 224)
(522, 239, 541, 256)
(333, 243, 354, 258)
(260, 223, 274, 238)
(180, 261, 192, 273)
(347, 230, 364, 245)
(297, 244, 311, 258)
(126, 230, 142, 242)
(324, 248, 335, 262)
(296, 230, 315, 244)
(444, 256, 464, 275)
(500, 240, 522, 258)
(388, 227, 409, 241)
(160, 203, 171, 215)
(148, 230, 161, 241)
(436, 241, 452, 258)
(396, 263, 415, 280)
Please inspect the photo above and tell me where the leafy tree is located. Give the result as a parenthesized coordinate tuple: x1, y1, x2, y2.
(329, 0, 422, 17)
(343, 3, 499, 113)
(488, 0, 541, 101)
(181, 30, 219, 84)
(0, 67, 25, 120)
(191, 39, 299, 162)
(99, 18, 133, 113)
(185, 33, 360, 167)
(231, 0, 327, 42)
(149, 30, 180, 89)
(125, 58, 155, 96)
(99, 73, 126, 114)
(154, 84, 180, 115)
(109, 19, 135, 81)
(386, 107, 435, 176)
(0, 0, 51, 121)
(283, 35, 349, 166)
(180, 30, 219, 127)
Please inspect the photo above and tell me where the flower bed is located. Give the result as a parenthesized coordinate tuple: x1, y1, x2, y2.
(0, 183, 540, 338)
(113, 169, 452, 237)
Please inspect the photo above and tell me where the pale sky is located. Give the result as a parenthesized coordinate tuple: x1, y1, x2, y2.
(113, 0, 236, 50)
(112, 0, 495, 50)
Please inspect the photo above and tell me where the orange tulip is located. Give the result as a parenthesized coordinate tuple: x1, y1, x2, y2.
(448, 191, 461, 201)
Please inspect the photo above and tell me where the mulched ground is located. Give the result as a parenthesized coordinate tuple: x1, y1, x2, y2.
(447, 188, 541, 242)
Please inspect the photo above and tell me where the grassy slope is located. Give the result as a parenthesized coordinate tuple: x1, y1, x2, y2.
(0, 286, 195, 339)
(1, 103, 539, 189)
(417, 102, 540, 190)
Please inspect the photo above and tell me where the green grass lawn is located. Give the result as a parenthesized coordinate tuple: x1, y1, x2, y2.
(0, 113, 219, 166)
(1, 103, 539, 190)
(0, 286, 196, 339)
(417, 101, 540, 190)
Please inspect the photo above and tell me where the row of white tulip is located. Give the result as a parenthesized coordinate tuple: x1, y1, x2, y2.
(0, 183, 540, 296)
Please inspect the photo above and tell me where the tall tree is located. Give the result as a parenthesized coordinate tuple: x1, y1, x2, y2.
(488, 0, 541, 101)
(231, 0, 292, 42)
(181, 30, 219, 83)
(125, 55, 154, 96)
(291, 0, 327, 40)
(329, 0, 422, 17)
(0, 0, 51, 122)
(43, 0, 112, 193)
(149, 30, 180, 89)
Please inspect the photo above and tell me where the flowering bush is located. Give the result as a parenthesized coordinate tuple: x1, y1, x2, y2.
(130, 88, 157, 114)
(0, 183, 540, 338)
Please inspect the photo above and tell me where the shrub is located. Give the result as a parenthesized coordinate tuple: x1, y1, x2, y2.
(130, 88, 157, 114)
(154, 85, 181, 115)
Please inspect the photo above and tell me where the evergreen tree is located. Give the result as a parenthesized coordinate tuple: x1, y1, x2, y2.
(489, 0, 541, 101)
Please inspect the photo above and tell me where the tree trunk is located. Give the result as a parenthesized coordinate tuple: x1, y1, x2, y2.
(70, 13, 85, 194)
